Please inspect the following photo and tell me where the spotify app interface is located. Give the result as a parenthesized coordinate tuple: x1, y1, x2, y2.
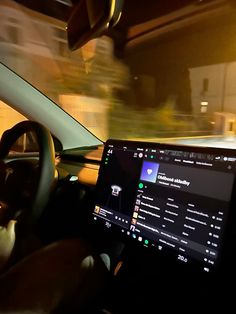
(93, 140, 235, 273)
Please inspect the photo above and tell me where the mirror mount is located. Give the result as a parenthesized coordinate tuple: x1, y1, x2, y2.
(67, 0, 124, 51)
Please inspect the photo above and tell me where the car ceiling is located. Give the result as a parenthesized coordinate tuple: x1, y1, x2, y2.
(12, 0, 217, 56)
(13, 0, 199, 25)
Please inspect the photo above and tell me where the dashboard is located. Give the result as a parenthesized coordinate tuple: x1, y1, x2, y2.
(91, 139, 236, 275)
(18, 138, 236, 312)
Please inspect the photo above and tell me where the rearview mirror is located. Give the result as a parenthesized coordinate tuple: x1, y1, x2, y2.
(67, 0, 124, 51)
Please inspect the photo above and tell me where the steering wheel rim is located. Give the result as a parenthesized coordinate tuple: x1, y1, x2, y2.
(0, 121, 56, 228)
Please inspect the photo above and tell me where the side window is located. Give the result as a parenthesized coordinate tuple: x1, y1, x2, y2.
(0, 100, 26, 137)
(0, 100, 38, 153)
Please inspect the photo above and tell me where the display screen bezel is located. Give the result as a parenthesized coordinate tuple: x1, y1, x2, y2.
(92, 139, 236, 275)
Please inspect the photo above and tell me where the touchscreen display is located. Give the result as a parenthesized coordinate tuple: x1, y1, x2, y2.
(93, 140, 236, 273)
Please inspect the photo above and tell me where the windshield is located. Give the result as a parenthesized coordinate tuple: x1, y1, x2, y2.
(1, 0, 236, 149)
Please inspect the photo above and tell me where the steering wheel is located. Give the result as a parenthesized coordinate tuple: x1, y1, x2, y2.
(0, 121, 56, 231)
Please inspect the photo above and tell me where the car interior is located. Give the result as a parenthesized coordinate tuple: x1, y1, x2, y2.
(0, 0, 236, 313)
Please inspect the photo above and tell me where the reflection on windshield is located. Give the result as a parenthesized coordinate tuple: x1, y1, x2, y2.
(1, 0, 236, 148)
